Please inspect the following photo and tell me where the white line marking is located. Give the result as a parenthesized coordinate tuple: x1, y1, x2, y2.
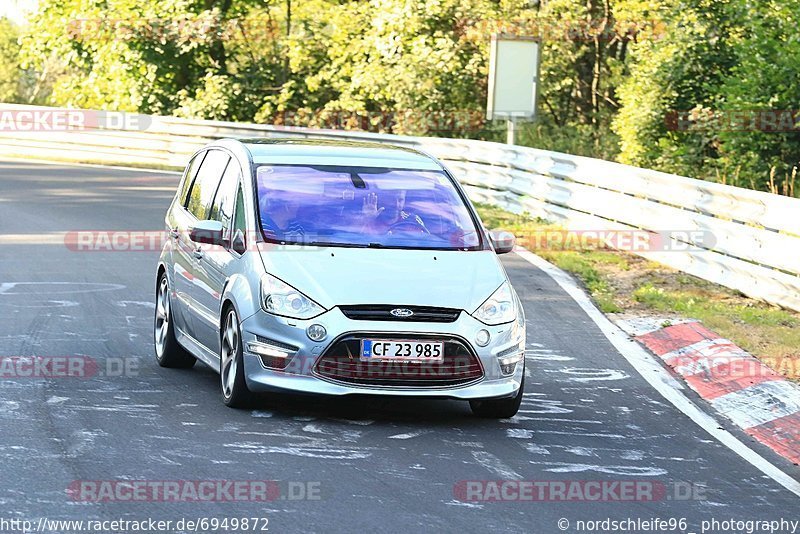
(513, 247, 800, 498)
(533, 430, 626, 438)
(519, 398, 573, 414)
(388, 431, 430, 440)
(525, 351, 575, 362)
(224, 443, 372, 460)
(552, 368, 630, 382)
(0, 157, 181, 175)
(471, 451, 523, 480)
(565, 447, 598, 457)
(506, 428, 535, 439)
(0, 282, 125, 294)
(530, 461, 668, 476)
(3, 300, 79, 308)
(0, 233, 67, 245)
(524, 443, 550, 455)
(115, 301, 156, 309)
(444, 500, 483, 508)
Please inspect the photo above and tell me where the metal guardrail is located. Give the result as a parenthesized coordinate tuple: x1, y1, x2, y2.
(2, 103, 799, 311)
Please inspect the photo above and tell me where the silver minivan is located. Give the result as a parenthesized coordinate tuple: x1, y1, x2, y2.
(154, 138, 526, 417)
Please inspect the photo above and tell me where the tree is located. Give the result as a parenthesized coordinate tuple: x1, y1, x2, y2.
(257, 0, 501, 137)
(0, 17, 22, 102)
(715, 0, 800, 193)
(612, 0, 800, 194)
(19, 0, 282, 119)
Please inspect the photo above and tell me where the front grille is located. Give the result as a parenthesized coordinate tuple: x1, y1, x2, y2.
(339, 305, 461, 323)
(314, 333, 483, 387)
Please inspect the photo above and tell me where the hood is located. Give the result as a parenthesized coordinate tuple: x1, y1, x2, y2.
(257, 245, 506, 313)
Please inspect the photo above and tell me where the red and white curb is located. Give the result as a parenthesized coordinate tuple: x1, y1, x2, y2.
(619, 319, 800, 464)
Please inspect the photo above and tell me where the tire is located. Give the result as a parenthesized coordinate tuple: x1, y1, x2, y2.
(469, 374, 524, 418)
(154, 273, 196, 369)
(220, 306, 253, 408)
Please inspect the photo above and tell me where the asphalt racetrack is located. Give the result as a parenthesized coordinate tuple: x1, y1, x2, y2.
(0, 161, 798, 533)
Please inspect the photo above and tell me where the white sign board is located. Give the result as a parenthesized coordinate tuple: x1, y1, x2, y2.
(486, 36, 540, 121)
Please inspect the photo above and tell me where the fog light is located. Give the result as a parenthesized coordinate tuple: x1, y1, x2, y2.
(500, 362, 517, 375)
(306, 324, 327, 342)
(498, 346, 524, 376)
(475, 329, 490, 347)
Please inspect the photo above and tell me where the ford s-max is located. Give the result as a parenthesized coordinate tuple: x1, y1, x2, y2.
(154, 138, 526, 417)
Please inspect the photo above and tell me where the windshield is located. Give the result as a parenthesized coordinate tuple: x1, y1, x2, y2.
(255, 165, 481, 250)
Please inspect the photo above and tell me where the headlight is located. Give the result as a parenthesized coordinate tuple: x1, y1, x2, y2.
(260, 274, 325, 319)
(472, 282, 517, 325)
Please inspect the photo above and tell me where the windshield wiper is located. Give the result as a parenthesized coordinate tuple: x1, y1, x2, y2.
(303, 241, 370, 248)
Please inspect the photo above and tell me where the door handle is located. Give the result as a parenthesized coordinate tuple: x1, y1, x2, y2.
(192, 248, 204, 259)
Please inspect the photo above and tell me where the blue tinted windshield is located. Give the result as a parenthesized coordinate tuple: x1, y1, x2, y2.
(256, 165, 481, 250)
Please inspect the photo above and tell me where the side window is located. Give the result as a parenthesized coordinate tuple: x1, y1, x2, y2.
(177, 151, 206, 206)
(209, 161, 240, 236)
(234, 186, 246, 234)
(185, 150, 230, 220)
(231, 185, 247, 254)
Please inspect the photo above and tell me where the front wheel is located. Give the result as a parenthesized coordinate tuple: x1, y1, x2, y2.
(469, 375, 524, 418)
(220, 307, 253, 408)
(154, 273, 196, 369)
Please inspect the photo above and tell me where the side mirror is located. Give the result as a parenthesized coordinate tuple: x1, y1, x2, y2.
(190, 220, 225, 246)
(489, 230, 515, 255)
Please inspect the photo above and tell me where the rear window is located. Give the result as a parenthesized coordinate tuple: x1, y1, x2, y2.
(177, 151, 206, 206)
(255, 165, 480, 250)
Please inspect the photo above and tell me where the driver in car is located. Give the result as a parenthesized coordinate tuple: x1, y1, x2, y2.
(361, 190, 427, 234)
(259, 195, 308, 242)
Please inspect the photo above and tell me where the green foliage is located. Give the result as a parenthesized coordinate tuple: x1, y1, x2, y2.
(715, 0, 800, 194)
(0, 18, 22, 102)
(614, 0, 800, 194)
(257, 0, 501, 136)
(14, 0, 643, 142)
(7, 0, 800, 195)
(614, 1, 740, 174)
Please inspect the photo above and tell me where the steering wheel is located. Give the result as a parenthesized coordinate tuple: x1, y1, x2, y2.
(387, 219, 430, 235)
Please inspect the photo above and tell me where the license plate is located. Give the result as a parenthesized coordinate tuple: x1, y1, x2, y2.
(360, 339, 444, 363)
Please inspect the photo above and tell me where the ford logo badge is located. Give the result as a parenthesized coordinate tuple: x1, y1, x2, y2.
(390, 308, 414, 318)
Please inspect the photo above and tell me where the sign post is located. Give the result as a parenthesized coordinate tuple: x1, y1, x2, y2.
(486, 35, 540, 145)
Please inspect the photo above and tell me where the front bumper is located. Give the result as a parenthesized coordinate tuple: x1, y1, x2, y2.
(239, 306, 525, 400)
